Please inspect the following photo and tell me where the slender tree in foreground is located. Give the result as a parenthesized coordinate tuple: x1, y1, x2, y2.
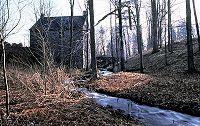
(151, 0, 159, 53)
(115, 1, 119, 69)
(118, 0, 125, 71)
(32, 0, 54, 95)
(88, 0, 97, 78)
(186, 0, 196, 72)
(85, 6, 89, 71)
(168, 0, 173, 52)
(0, 0, 22, 116)
(164, 15, 168, 65)
(134, 0, 144, 73)
(69, 0, 75, 69)
(0, 33, 9, 116)
(109, 2, 115, 69)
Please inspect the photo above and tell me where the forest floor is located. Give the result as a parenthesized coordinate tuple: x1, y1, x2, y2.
(0, 41, 199, 125)
(0, 69, 142, 126)
(78, 41, 200, 116)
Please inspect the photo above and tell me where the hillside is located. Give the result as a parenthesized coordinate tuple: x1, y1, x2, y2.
(84, 41, 200, 116)
(126, 41, 200, 73)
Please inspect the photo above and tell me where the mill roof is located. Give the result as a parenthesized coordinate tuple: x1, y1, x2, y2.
(30, 15, 86, 31)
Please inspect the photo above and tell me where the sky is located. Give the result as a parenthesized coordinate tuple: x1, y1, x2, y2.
(6, 0, 200, 46)
(7, 0, 112, 46)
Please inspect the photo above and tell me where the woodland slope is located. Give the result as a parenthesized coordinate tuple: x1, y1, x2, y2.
(84, 41, 200, 116)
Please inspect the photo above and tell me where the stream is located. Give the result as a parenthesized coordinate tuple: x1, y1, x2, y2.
(77, 70, 200, 126)
(80, 88, 200, 126)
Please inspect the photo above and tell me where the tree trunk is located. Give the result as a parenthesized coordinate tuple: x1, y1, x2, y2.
(60, 17, 64, 66)
(69, 0, 74, 69)
(118, 0, 125, 71)
(170, 27, 174, 52)
(158, 20, 162, 48)
(0, 0, 23, 116)
(137, 24, 144, 73)
(164, 17, 168, 65)
(157, 0, 161, 48)
(135, 1, 144, 73)
(115, 6, 119, 66)
(128, 6, 132, 30)
(0, 35, 9, 116)
(126, 27, 131, 57)
(186, 0, 195, 72)
(123, 30, 128, 59)
(168, 0, 172, 52)
(89, 0, 97, 78)
(86, 9, 89, 71)
(192, 0, 200, 51)
(110, 2, 114, 69)
(151, 0, 158, 53)
(146, 12, 152, 50)
(42, 39, 47, 95)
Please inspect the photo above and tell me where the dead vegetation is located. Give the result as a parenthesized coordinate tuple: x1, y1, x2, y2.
(93, 72, 153, 92)
(0, 67, 141, 126)
(85, 42, 200, 116)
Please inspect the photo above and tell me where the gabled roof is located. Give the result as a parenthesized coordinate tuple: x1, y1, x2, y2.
(30, 16, 86, 31)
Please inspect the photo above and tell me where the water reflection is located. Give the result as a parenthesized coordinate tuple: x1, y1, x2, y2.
(80, 88, 200, 126)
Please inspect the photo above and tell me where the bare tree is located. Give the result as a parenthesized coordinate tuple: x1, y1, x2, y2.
(60, 16, 64, 65)
(84, 2, 89, 71)
(68, 0, 75, 69)
(168, 0, 173, 52)
(122, 6, 131, 59)
(125, 27, 131, 58)
(131, 0, 144, 73)
(186, 0, 195, 72)
(164, 10, 168, 66)
(88, 0, 97, 78)
(0, 33, 9, 117)
(109, 1, 115, 68)
(33, 0, 54, 22)
(96, 26, 107, 56)
(157, 0, 167, 48)
(118, 0, 125, 71)
(151, 0, 159, 53)
(146, 10, 152, 50)
(114, 1, 120, 68)
(0, 0, 23, 116)
(31, 0, 55, 94)
(191, 0, 200, 51)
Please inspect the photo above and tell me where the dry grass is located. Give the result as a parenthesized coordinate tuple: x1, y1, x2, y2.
(83, 42, 200, 116)
(7, 67, 70, 94)
(86, 71, 200, 116)
(94, 72, 153, 92)
(0, 67, 142, 126)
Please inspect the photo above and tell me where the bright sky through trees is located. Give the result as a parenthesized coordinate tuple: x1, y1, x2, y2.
(7, 0, 200, 46)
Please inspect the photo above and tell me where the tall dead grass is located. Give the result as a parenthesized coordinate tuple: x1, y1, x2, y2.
(0, 66, 87, 126)
(6, 66, 83, 97)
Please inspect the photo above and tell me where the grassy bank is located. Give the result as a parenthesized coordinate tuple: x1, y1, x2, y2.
(84, 72, 199, 116)
(80, 42, 200, 116)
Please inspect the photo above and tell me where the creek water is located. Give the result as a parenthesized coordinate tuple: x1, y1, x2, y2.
(79, 88, 200, 126)
(74, 70, 200, 126)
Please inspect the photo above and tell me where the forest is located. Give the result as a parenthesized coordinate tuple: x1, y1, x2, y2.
(0, 0, 200, 125)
